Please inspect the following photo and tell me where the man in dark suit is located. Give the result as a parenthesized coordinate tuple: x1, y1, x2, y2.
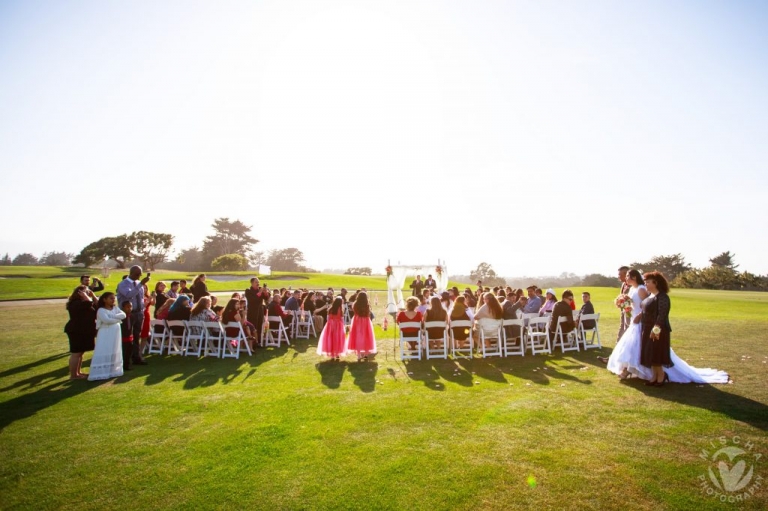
(579, 292, 596, 330)
(424, 274, 437, 291)
(409, 275, 425, 297)
(548, 290, 576, 342)
(244, 277, 269, 348)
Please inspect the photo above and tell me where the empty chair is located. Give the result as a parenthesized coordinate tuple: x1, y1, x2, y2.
(294, 310, 317, 339)
(147, 319, 168, 355)
(578, 313, 602, 350)
(477, 317, 503, 358)
(450, 320, 473, 359)
(165, 320, 186, 355)
(526, 317, 551, 355)
(502, 318, 525, 357)
(203, 321, 224, 358)
(183, 320, 205, 357)
(265, 315, 291, 348)
(222, 321, 251, 359)
(424, 321, 448, 360)
(398, 321, 423, 360)
(553, 316, 580, 353)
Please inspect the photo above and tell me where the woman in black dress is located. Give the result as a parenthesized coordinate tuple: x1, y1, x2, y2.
(640, 271, 673, 386)
(64, 285, 97, 380)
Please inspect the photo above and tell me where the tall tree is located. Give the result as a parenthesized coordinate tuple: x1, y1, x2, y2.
(40, 251, 75, 266)
(202, 218, 259, 266)
(0, 253, 11, 266)
(72, 235, 132, 268)
(12, 253, 38, 266)
(173, 246, 205, 271)
(469, 262, 506, 286)
(266, 248, 306, 272)
(631, 253, 691, 282)
(709, 251, 739, 270)
(130, 231, 173, 271)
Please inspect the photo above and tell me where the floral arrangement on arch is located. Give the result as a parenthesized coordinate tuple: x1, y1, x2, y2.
(614, 293, 633, 318)
(435, 265, 443, 278)
(385, 265, 393, 277)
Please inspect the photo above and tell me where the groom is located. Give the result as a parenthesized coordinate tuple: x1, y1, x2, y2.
(598, 265, 630, 364)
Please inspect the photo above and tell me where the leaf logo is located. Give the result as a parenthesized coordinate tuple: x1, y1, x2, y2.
(708, 446, 754, 493)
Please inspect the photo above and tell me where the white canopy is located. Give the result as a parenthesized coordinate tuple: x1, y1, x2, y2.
(386, 261, 448, 314)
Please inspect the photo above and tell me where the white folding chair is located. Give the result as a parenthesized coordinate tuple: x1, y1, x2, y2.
(477, 318, 503, 358)
(578, 313, 602, 350)
(424, 321, 448, 360)
(147, 319, 168, 355)
(203, 321, 224, 358)
(294, 310, 317, 339)
(265, 316, 291, 348)
(343, 303, 354, 327)
(526, 317, 551, 355)
(502, 318, 525, 357)
(554, 316, 580, 353)
(398, 322, 423, 360)
(450, 320, 473, 359)
(183, 320, 205, 357)
(165, 320, 186, 355)
(222, 322, 251, 359)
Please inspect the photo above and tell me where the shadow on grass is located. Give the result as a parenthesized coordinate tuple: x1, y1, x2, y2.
(0, 352, 68, 381)
(315, 360, 346, 389)
(347, 361, 378, 393)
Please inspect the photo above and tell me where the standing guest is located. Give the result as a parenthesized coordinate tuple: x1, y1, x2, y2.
(190, 274, 209, 302)
(120, 301, 134, 372)
(116, 266, 150, 366)
(156, 298, 175, 321)
(64, 285, 97, 379)
(425, 296, 448, 348)
(244, 278, 269, 347)
(139, 285, 154, 356)
(167, 281, 180, 299)
(167, 296, 192, 336)
(522, 286, 542, 314)
(347, 292, 377, 361)
(424, 274, 437, 291)
(153, 282, 169, 317)
(80, 275, 104, 293)
(340, 288, 348, 303)
(548, 290, 576, 343)
(616, 266, 630, 340)
(179, 280, 191, 295)
(579, 292, 596, 330)
(397, 296, 423, 351)
(317, 297, 346, 360)
(89, 292, 126, 381)
(449, 296, 472, 348)
(539, 289, 557, 315)
(641, 272, 673, 386)
(409, 275, 425, 297)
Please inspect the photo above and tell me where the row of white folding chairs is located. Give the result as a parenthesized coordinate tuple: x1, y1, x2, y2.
(145, 319, 251, 359)
(398, 313, 601, 360)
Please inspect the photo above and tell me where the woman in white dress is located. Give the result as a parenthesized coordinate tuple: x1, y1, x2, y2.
(88, 292, 127, 381)
(607, 269, 652, 380)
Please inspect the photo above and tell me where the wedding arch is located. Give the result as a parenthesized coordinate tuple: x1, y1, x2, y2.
(385, 260, 448, 314)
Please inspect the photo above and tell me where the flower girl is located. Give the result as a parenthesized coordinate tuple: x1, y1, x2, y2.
(346, 292, 377, 362)
(89, 292, 127, 381)
(316, 297, 346, 360)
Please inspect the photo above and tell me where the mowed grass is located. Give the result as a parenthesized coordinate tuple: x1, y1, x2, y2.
(0, 267, 420, 300)
(0, 288, 766, 510)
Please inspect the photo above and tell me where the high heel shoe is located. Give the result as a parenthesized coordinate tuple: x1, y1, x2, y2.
(655, 373, 669, 387)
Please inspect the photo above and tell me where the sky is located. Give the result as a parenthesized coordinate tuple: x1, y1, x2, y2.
(1, 0, 767, 277)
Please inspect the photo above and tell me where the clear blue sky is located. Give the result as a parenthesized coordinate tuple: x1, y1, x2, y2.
(1, 0, 766, 276)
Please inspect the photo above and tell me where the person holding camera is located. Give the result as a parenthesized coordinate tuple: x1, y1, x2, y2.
(116, 265, 151, 365)
(80, 275, 104, 294)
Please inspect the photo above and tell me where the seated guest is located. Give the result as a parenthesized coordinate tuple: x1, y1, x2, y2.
(440, 291, 450, 311)
(280, 289, 290, 306)
(179, 280, 191, 295)
(153, 282, 169, 318)
(502, 292, 523, 338)
(156, 297, 175, 321)
(464, 289, 477, 309)
(237, 299, 258, 345)
(167, 281, 180, 299)
(268, 293, 292, 331)
(474, 292, 504, 348)
(167, 295, 192, 335)
(190, 274, 210, 302)
(212, 305, 224, 319)
(424, 296, 448, 348)
(340, 288, 348, 303)
(314, 292, 329, 322)
(539, 289, 557, 316)
(522, 286, 542, 313)
(416, 295, 428, 315)
(221, 299, 242, 338)
(285, 290, 301, 311)
(579, 292, 596, 329)
(397, 296, 423, 350)
(548, 290, 576, 342)
(449, 296, 472, 347)
(80, 274, 104, 293)
(190, 296, 218, 336)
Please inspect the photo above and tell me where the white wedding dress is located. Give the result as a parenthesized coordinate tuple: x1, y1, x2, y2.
(88, 307, 126, 381)
(607, 285, 652, 379)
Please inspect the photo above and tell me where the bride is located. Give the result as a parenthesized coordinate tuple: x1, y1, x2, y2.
(607, 269, 652, 380)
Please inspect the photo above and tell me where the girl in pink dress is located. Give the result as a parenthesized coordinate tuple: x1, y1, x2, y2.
(347, 292, 377, 361)
(316, 297, 346, 360)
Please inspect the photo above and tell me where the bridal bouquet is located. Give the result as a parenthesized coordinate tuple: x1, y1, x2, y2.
(614, 293, 633, 318)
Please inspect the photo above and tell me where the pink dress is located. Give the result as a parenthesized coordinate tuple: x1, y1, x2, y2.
(347, 312, 377, 357)
(316, 311, 346, 357)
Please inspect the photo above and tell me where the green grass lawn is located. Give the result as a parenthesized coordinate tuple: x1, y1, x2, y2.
(0, 288, 767, 510)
